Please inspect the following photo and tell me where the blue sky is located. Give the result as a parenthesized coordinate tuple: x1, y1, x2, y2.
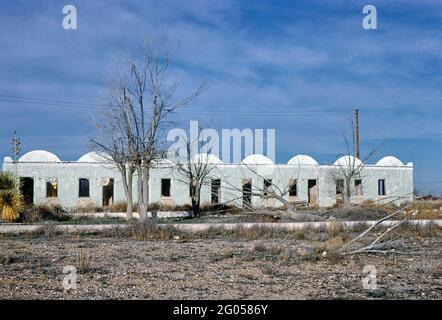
(1, 0, 442, 194)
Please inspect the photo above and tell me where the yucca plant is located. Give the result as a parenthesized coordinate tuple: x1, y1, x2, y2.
(0, 171, 17, 191)
(0, 189, 23, 221)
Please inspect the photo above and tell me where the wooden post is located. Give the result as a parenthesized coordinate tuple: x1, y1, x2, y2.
(355, 108, 360, 159)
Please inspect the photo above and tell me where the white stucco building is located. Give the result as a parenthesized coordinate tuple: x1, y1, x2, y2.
(2, 150, 414, 209)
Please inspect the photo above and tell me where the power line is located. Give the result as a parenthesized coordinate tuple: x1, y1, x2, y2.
(0, 93, 353, 116)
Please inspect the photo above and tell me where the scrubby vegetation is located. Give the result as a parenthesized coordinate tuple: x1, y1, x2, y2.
(0, 172, 23, 221)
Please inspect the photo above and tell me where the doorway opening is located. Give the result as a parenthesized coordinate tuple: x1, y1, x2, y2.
(102, 178, 114, 207)
(242, 180, 252, 208)
(20, 177, 34, 205)
(308, 179, 317, 205)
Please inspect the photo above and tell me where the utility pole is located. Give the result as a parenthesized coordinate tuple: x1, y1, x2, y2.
(355, 108, 360, 159)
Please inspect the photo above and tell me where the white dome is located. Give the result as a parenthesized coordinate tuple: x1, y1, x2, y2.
(333, 155, 363, 167)
(376, 156, 404, 167)
(154, 158, 175, 167)
(77, 152, 111, 162)
(242, 154, 274, 165)
(191, 153, 223, 164)
(287, 155, 318, 165)
(19, 150, 61, 162)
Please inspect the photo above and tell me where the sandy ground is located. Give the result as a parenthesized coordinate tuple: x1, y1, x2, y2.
(0, 232, 441, 300)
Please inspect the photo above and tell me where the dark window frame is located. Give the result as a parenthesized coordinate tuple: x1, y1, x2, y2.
(211, 179, 221, 204)
(378, 179, 386, 196)
(46, 179, 58, 198)
(79, 178, 90, 198)
(289, 180, 297, 197)
(263, 179, 272, 196)
(161, 178, 171, 197)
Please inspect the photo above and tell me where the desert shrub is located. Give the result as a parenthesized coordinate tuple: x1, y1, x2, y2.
(110, 201, 127, 212)
(0, 172, 18, 191)
(208, 247, 234, 263)
(76, 250, 91, 273)
(222, 247, 234, 259)
(327, 220, 343, 239)
(403, 201, 442, 219)
(27, 222, 61, 238)
(128, 219, 179, 240)
(0, 189, 23, 221)
(20, 203, 70, 222)
(252, 242, 267, 252)
(277, 249, 291, 265)
(72, 202, 103, 213)
(293, 228, 306, 240)
(164, 249, 177, 262)
(269, 244, 282, 255)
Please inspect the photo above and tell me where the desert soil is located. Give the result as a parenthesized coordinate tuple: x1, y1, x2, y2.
(0, 235, 441, 299)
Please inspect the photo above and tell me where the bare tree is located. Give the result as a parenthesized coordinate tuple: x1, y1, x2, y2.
(219, 163, 320, 220)
(173, 130, 218, 217)
(91, 36, 207, 219)
(329, 115, 381, 208)
(90, 84, 138, 219)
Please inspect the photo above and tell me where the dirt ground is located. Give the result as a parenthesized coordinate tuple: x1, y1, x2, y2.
(0, 230, 441, 300)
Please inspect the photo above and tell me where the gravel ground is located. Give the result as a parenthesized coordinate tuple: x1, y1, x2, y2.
(0, 234, 441, 299)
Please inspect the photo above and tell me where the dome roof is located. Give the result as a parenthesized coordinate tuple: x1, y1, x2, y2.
(287, 155, 318, 165)
(19, 150, 61, 162)
(153, 158, 175, 167)
(241, 154, 274, 165)
(376, 156, 404, 167)
(77, 152, 111, 162)
(191, 153, 223, 164)
(333, 155, 363, 167)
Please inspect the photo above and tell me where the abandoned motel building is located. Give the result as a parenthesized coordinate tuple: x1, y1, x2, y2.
(2, 150, 413, 210)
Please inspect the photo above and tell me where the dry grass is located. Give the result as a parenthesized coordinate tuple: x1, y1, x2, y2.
(20, 203, 69, 223)
(76, 250, 91, 273)
(164, 249, 177, 262)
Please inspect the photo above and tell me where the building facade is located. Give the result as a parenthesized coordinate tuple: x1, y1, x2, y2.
(2, 150, 414, 209)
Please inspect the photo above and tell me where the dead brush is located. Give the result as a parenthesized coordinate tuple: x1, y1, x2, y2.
(327, 220, 343, 239)
(26, 222, 60, 239)
(76, 250, 91, 273)
(251, 242, 267, 253)
(293, 228, 306, 240)
(222, 247, 234, 259)
(129, 219, 178, 240)
(277, 249, 291, 265)
(207, 247, 234, 263)
(164, 249, 177, 262)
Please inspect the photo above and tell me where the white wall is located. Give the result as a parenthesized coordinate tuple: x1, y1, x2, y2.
(2, 159, 413, 209)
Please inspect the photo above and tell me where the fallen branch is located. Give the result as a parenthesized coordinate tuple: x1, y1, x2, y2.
(340, 204, 411, 254)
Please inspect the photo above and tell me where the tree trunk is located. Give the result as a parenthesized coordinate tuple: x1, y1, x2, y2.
(121, 169, 134, 220)
(137, 165, 150, 220)
(343, 177, 352, 207)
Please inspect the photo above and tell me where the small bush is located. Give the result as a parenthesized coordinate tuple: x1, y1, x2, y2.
(222, 247, 234, 259)
(252, 242, 267, 253)
(164, 249, 177, 262)
(278, 249, 291, 265)
(20, 203, 70, 222)
(0, 172, 18, 190)
(293, 229, 306, 240)
(76, 250, 91, 273)
(129, 219, 179, 240)
(0, 189, 23, 221)
(27, 222, 61, 238)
